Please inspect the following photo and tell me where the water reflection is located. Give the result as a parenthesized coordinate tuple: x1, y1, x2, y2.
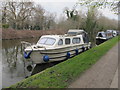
(2, 38, 39, 88)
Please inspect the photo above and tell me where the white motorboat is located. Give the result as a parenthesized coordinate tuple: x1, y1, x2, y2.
(22, 29, 91, 64)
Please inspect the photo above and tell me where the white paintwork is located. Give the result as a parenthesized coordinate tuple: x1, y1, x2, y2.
(24, 30, 91, 64)
(96, 31, 113, 40)
(68, 29, 84, 33)
(67, 29, 86, 35)
(96, 37, 107, 40)
(107, 30, 117, 37)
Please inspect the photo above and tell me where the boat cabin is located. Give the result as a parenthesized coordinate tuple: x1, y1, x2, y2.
(36, 30, 89, 48)
(96, 31, 113, 40)
(107, 30, 117, 37)
(96, 31, 113, 45)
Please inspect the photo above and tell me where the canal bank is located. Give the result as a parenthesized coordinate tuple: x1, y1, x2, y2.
(69, 42, 119, 88)
(2, 29, 67, 40)
(8, 36, 119, 88)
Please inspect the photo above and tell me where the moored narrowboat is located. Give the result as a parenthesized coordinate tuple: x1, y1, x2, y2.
(96, 31, 113, 45)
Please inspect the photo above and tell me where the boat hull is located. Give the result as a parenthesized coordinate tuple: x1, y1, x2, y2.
(96, 38, 107, 45)
(27, 44, 91, 64)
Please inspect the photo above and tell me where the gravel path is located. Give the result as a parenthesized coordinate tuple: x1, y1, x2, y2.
(68, 43, 119, 88)
(0, 46, 2, 89)
(110, 68, 118, 88)
(0, 55, 2, 89)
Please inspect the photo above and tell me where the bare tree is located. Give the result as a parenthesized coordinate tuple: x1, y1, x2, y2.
(98, 15, 118, 30)
(2, 2, 35, 29)
(2, 2, 56, 30)
(30, 4, 45, 30)
(44, 12, 56, 30)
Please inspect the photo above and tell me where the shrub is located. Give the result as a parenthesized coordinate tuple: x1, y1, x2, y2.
(2, 24, 9, 29)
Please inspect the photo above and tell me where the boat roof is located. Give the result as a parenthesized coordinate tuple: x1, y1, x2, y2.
(41, 34, 82, 39)
(67, 29, 86, 35)
(98, 31, 105, 33)
(41, 35, 62, 38)
(41, 29, 86, 39)
(68, 29, 84, 32)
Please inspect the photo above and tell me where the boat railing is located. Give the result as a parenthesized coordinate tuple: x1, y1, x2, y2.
(21, 41, 33, 50)
(21, 41, 32, 45)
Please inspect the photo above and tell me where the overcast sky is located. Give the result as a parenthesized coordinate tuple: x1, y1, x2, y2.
(2, 0, 118, 20)
(34, 1, 118, 21)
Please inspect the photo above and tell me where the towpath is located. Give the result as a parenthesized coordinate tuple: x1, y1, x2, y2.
(68, 42, 119, 88)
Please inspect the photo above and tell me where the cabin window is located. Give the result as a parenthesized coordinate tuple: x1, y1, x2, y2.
(58, 39, 63, 45)
(65, 38, 70, 45)
(98, 33, 103, 37)
(67, 32, 77, 35)
(38, 37, 56, 45)
(72, 38, 80, 44)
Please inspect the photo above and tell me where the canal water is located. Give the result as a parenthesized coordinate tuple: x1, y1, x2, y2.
(2, 38, 39, 88)
(2, 38, 63, 88)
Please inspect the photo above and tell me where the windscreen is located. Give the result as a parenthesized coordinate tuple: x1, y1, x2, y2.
(37, 37, 56, 45)
(97, 33, 106, 37)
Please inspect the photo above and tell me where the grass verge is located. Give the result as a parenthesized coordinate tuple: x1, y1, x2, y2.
(10, 36, 119, 88)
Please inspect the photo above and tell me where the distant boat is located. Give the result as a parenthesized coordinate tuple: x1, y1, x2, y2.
(96, 31, 113, 45)
(22, 29, 91, 64)
(107, 30, 118, 37)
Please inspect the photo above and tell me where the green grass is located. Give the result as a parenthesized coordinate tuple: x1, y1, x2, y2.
(10, 36, 119, 88)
